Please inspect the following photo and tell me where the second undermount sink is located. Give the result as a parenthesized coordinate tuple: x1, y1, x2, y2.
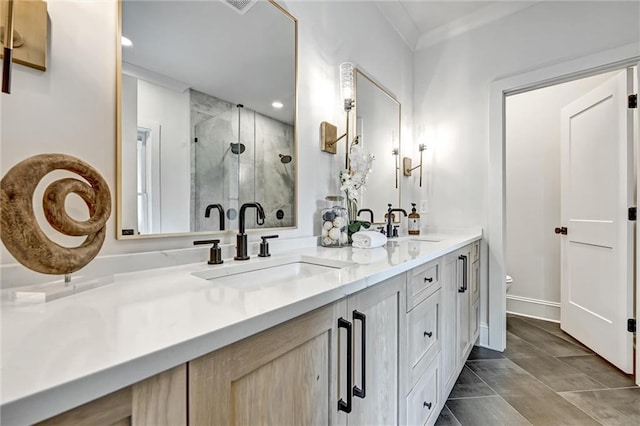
(192, 255, 354, 291)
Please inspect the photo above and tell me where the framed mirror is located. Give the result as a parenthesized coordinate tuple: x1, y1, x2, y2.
(116, 0, 297, 239)
(354, 69, 401, 223)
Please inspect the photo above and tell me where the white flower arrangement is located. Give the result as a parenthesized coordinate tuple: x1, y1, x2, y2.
(340, 137, 374, 219)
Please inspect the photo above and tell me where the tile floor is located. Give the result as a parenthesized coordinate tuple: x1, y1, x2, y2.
(435, 314, 639, 426)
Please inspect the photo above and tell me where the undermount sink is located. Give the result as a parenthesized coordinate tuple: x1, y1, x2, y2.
(192, 255, 354, 291)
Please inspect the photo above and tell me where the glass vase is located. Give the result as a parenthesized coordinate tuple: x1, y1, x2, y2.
(320, 196, 348, 247)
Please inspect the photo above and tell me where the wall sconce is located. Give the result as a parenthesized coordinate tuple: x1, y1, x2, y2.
(320, 62, 355, 168)
(1, 0, 48, 94)
(403, 144, 426, 187)
(392, 148, 399, 189)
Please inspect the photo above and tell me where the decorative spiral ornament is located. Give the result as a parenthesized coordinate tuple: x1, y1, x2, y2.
(1, 154, 111, 275)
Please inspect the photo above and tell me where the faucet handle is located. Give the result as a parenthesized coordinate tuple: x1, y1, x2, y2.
(194, 239, 223, 265)
(259, 235, 279, 257)
(393, 225, 400, 238)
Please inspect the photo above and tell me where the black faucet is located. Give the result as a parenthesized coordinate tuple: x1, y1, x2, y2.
(234, 202, 266, 260)
(204, 203, 225, 231)
(357, 208, 374, 224)
(386, 204, 407, 238)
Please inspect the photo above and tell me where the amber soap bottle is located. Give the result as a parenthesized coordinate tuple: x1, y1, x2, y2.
(408, 203, 420, 235)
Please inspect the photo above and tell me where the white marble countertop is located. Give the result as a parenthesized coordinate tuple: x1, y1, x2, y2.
(1, 230, 481, 425)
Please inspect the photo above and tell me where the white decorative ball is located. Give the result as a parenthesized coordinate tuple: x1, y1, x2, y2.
(340, 232, 348, 244)
(329, 227, 341, 241)
(321, 228, 329, 237)
(322, 236, 334, 246)
(333, 216, 346, 228)
(323, 221, 333, 230)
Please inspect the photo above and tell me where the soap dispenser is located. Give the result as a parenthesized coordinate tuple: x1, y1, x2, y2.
(408, 203, 421, 235)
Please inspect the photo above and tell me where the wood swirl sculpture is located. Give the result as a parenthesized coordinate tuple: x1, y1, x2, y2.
(1, 154, 111, 275)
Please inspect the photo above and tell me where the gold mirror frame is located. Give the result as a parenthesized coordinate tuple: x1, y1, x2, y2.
(353, 68, 402, 223)
(115, 0, 298, 240)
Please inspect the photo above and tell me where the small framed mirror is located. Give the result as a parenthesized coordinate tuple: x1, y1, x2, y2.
(116, 0, 297, 238)
(354, 69, 401, 223)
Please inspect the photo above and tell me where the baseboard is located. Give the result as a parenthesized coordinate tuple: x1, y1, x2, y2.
(506, 295, 560, 322)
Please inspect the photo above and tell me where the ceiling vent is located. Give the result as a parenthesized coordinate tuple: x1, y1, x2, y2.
(222, 0, 258, 15)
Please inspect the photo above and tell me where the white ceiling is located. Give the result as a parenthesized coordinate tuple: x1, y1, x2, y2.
(378, 0, 538, 50)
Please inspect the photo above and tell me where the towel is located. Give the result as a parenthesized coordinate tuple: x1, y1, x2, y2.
(351, 230, 387, 249)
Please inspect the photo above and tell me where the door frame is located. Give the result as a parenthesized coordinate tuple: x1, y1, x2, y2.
(486, 43, 640, 382)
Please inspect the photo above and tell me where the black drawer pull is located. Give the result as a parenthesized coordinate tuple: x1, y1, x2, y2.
(338, 318, 352, 413)
(353, 310, 366, 399)
(423, 331, 433, 338)
(424, 276, 433, 283)
(423, 401, 432, 410)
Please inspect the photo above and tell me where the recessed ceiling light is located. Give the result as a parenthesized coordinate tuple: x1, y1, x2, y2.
(121, 36, 133, 47)
(272, 101, 283, 109)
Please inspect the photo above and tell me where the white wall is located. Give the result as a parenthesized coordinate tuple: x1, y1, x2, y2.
(0, 0, 413, 271)
(413, 0, 640, 341)
(136, 79, 190, 233)
(505, 71, 618, 321)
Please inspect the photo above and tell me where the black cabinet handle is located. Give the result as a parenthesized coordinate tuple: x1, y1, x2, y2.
(338, 318, 352, 413)
(458, 255, 468, 292)
(423, 401, 432, 410)
(424, 277, 433, 283)
(353, 310, 366, 399)
(423, 331, 433, 338)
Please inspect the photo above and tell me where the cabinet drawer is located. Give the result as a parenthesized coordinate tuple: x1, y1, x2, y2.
(472, 240, 480, 262)
(407, 353, 440, 426)
(408, 290, 441, 387)
(407, 258, 441, 311)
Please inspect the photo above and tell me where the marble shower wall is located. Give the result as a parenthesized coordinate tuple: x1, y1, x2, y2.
(190, 90, 295, 232)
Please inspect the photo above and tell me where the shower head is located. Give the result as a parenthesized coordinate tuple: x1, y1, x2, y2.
(279, 154, 292, 164)
(230, 143, 246, 155)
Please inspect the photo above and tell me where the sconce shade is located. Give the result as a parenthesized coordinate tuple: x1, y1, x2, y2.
(340, 62, 354, 110)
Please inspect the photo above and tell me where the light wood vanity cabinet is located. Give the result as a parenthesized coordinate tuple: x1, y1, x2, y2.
(442, 243, 481, 402)
(188, 273, 404, 426)
(36, 365, 187, 426)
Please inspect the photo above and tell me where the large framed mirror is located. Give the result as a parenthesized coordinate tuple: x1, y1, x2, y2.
(354, 69, 401, 223)
(116, 0, 297, 239)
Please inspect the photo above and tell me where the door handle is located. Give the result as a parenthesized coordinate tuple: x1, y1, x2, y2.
(338, 318, 353, 413)
(554, 226, 567, 235)
(352, 310, 366, 399)
(458, 255, 468, 292)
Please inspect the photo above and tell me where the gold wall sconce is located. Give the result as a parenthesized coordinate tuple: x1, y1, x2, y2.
(403, 144, 426, 187)
(320, 62, 354, 168)
(1, 0, 48, 94)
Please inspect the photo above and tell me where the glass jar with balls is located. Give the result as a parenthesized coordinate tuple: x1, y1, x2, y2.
(320, 195, 349, 247)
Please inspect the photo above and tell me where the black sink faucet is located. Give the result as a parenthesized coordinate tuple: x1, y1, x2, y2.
(234, 202, 266, 260)
(357, 208, 374, 224)
(204, 203, 225, 231)
(386, 204, 407, 238)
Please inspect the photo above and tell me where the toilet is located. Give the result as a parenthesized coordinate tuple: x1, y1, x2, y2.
(506, 275, 513, 293)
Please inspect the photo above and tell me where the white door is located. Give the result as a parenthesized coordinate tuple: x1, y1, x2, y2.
(560, 69, 634, 373)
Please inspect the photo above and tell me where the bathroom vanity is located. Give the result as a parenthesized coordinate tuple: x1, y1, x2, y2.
(1, 232, 481, 425)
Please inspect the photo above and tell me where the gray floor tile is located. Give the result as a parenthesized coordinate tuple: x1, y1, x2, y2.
(506, 394, 602, 425)
(435, 405, 462, 426)
(503, 332, 549, 359)
(510, 355, 607, 392)
(557, 355, 635, 388)
(447, 396, 531, 426)
(560, 387, 640, 426)
(448, 366, 497, 399)
(466, 359, 553, 399)
(468, 345, 504, 360)
(507, 317, 593, 357)
(516, 316, 593, 352)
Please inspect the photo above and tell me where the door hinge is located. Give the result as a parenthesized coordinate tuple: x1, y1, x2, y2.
(628, 318, 636, 333)
(628, 207, 637, 221)
(629, 94, 637, 109)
